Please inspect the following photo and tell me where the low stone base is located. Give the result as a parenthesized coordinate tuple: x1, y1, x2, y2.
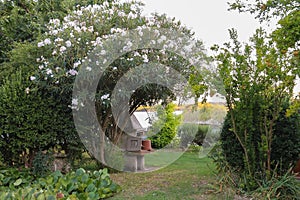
(123, 150, 153, 172)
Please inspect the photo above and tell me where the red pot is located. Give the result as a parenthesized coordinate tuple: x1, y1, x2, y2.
(142, 140, 152, 151)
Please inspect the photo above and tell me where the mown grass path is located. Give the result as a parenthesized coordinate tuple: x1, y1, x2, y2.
(109, 152, 239, 200)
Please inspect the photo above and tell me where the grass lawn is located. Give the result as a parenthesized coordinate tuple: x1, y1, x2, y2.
(109, 151, 240, 200)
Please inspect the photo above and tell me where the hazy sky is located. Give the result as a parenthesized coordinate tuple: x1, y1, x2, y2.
(140, 0, 300, 94)
(121, 0, 299, 94)
(141, 0, 272, 49)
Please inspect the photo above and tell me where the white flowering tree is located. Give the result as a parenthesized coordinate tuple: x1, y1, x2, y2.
(32, 0, 212, 164)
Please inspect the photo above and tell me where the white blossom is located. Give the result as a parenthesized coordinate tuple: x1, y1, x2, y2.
(60, 46, 67, 53)
(54, 37, 63, 43)
(118, 11, 126, 17)
(46, 69, 53, 75)
(68, 69, 78, 76)
(133, 52, 140, 57)
(51, 30, 58, 35)
(101, 94, 110, 100)
(128, 12, 137, 19)
(37, 42, 44, 47)
(100, 50, 106, 55)
(142, 54, 149, 63)
(81, 26, 87, 32)
(123, 41, 133, 51)
(74, 26, 81, 33)
(72, 98, 78, 105)
(25, 87, 30, 94)
(75, 10, 83, 16)
(88, 26, 94, 32)
(30, 76, 36, 81)
(86, 67, 92, 71)
(158, 35, 167, 43)
(50, 18, 60, 26)
(44, 38, 51, 45)
(138, 30, 143, 36)
(65, 40, 72, 47)
(52, 50, 57, 55)
(71, 98, 79, 108)
(44, 61, 49, 66)
(73, 61, 81, 68)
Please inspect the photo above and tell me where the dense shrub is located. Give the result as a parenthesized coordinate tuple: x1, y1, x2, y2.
(177, 123, 208, 148)
(220, 101, 300, 176)
(148, 103, 182, 149)
(0, 70, 83, 168)
(271, 102, 300, 174)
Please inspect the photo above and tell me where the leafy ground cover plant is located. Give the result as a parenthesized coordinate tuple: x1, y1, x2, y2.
(0, 168, 120, 200)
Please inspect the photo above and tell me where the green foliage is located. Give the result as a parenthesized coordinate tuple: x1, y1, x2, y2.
(30, 0, 210, 152)
(0, 168, 34, 190)
(212, 24, 299, 198)
(148, 103, 182, 149)
(252, 169, 300, 200)
(0, 70, 82, 167)
(0, 0, 108, 65)
(272, 10, 300, 51)
(187, 144, 203, 152)
(271, 101, 300, 174)
(221, 103, 300, 174)
(228, 0, 300, 22)
(228, 0, 300, 73)
(0, 168, 121, 200)
(32, 151, 53, 177)
(209, 143, 300, 199)
(177, 123, 208, 148)
(219, 114, 244, 170)
(0, 0, 210, 171)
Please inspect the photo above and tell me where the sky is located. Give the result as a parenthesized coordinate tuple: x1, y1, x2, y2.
(140, 0, 271, 49)
(121, 0, 300, 95)
(140, 0, 300, 95)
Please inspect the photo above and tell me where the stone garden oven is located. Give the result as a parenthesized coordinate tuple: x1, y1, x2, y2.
(123, 114, 153, 172)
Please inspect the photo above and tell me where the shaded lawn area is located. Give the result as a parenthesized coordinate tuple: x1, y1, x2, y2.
(109, 151, 237, 200)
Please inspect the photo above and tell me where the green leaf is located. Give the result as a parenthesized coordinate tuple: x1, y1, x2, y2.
(75, 168, 85, 176)
(81, 174, 89, 183)
(86, 183, 96, 193)
(46, 195, 56, 200)
(13, 178, 22, 186)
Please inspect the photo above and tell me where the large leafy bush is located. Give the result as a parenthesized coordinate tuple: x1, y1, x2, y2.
(148, 103, 182, 149)
(220, 100, 300, 175)
(0, 70, 82, 167)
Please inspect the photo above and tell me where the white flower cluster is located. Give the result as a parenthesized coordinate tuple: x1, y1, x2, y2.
(34, 0, 206, 102)
(37, 38, 52, 47)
